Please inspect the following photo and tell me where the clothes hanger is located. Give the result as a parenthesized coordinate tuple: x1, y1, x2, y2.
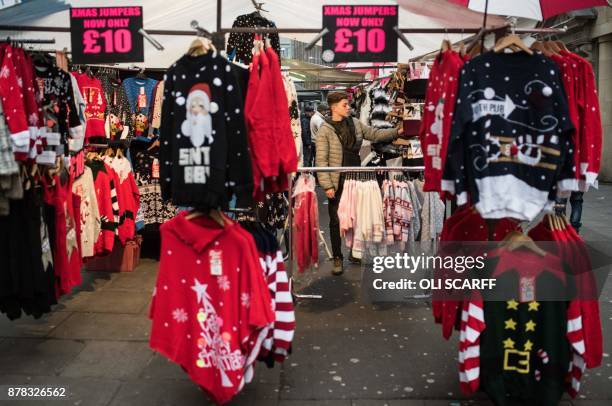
(184, 208, 227, 227)
(545, 40, 562, 54)
(494, 34, 534, 55)
(135, 66, 147, 79)
(494, 20, 533, 55)
(555, 40, 569, 52)
(188, 34, 214, 57)
(501, 230, 546, 256)
(530, 41, 553, 57)
(440, 30, 451, 53)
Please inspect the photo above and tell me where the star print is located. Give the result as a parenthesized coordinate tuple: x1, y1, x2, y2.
(504, 319, 517, 330)
(525, 320, 536, 332)
(524, 340, 533, 351)
(506, 299, 519, 310)
(528, 301, 540, 312)
(503, 338, 515, 349)
(191, 279, 209, 304)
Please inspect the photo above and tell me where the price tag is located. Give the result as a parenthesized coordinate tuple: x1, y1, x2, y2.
(151, 158, 160, 179)
(322, 5, 398, 63)
(70, 7, 144, 64)
(44, 132, 61, 146)
(137, 89, 147, 108)
(209, 250, 223, 276)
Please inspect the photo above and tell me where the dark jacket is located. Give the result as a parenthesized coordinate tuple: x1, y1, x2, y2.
(300, 115, 312, 146)
(315, 117, 397, 190)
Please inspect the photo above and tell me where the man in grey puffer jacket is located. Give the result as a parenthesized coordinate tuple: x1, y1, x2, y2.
(316, 91, 403, 275)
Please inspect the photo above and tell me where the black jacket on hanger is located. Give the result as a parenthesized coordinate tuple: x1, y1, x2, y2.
(226, 12, 281, 65)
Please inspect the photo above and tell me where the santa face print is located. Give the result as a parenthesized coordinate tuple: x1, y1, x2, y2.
(178, 83, 217, 185)
(181, 85, 215, 148)
(189, 97, 208, 117)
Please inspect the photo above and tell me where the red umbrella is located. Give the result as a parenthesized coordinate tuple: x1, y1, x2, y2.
(447, 0, 609, 21)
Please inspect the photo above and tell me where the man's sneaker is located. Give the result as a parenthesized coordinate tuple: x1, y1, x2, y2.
(332, 258, 343, 275)
(348, 255, 361, 265)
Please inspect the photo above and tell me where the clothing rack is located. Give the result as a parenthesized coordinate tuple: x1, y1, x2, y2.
(3, 37, 55, 44)
(287, 165, 425, 300)
(0, 25, 568, 37)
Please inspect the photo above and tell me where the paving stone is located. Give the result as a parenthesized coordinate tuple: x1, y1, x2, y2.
(279, 401, 351, 406)
(353, 400, 425, 406)
(58, 290, 151, 314)
(49, 313, 150, 341)
(107, 379, 215, 406)
(73, 270, 115, 292)
(102, 271, 158, 292)
(0, 375, 120, 406)
(0, 311, 72, 338)
(61, 341, 153, 379)
(0, 338, 85, 375)
(281, 311, 457, 400)
(253, 362, 282, 385)
(139, 352, 189, 381)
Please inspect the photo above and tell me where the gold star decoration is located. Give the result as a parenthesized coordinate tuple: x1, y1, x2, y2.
(504, 318, 517, 330)
(524, 340, 533, 351)
(528, 301, 540, 312)
(525, 320, 537, 332)
(506, 299, 519, 310)
(503, 337, 515, 349)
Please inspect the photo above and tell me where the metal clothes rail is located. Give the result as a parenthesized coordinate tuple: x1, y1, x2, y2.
(287, 166, 424, 299)
(0, 24, 568, 36)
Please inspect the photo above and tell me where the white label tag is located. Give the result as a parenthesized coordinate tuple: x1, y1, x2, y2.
(209, 250, 223, 276)
(45, 132, 61, 146)
(36, 150, 56, 165)
(120, 126, 130, 140)
(520, 276, 535, 302)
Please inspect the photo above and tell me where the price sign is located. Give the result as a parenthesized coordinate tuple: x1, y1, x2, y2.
(70, 7, 144, 64)
(322, 5, 398, 63)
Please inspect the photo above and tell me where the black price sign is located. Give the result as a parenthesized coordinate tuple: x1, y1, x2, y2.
(70, 7, 144, 64)
(321, 5, 398, 63)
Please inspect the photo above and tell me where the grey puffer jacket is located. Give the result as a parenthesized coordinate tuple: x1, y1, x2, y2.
(315, 117, 398, 191)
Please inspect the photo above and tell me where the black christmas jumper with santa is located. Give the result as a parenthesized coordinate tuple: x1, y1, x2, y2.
(160, 52, 254, 209)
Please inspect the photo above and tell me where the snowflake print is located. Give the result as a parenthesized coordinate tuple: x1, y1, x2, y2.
(172, 308, 188, 323)
(28, 112, 38, 126)
(217, 275, 230, 291)
(16, 77, 23, 88)
(0, 66, 9, 78)
(240, 293, 250, 308)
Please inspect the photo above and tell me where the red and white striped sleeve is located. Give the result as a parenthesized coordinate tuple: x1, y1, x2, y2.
(458, 298, 485, 395)
(272, 250, 295, 361)
(566, 300, 587, 398)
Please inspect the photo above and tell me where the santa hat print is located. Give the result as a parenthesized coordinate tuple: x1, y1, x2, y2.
(188, 83, 211, 104)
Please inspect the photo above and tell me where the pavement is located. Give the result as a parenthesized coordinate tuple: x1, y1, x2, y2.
(1, 185, 611, 406)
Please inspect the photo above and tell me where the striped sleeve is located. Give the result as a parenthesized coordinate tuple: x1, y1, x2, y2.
(458, 299, 485, 395)
(272, 250, 295, 361)
(259, 254, 274, 357)
(566, 300, 587, 398)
